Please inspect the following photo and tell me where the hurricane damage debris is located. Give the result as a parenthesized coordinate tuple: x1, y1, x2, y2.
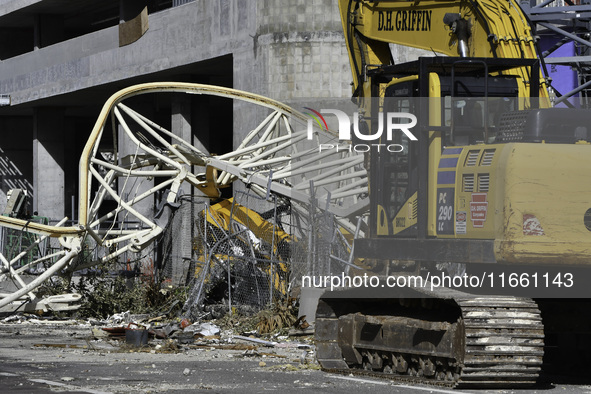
(0, 314, 327, 394)
(0, 309, 317, 367)
(0, 83, 367, 393)
(0, 82, 366, 321)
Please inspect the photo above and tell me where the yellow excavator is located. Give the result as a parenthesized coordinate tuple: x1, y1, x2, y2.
(315, 0, 591, 387)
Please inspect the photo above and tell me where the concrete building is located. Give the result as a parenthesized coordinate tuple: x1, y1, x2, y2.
(0, 0, 352, 222)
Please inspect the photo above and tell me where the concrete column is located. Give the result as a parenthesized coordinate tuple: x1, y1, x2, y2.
(170, 95, 194, 286)
(33, 108, 65, 221)
(172, 95, 193, 147)
(0, 117, 33, 214)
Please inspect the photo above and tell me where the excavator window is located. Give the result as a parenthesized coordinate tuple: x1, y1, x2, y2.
(372, 90, 419, 234)
(437, 75, 519, 146)
(444, 96, 517, 145)
(384, 74, 519, 147)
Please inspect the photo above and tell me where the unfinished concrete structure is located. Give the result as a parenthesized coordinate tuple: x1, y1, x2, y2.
(0, 0, 351, 221)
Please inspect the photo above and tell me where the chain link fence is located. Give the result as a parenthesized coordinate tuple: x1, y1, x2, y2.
(0, 185, 358, 319)
(158, 182, 358, 320)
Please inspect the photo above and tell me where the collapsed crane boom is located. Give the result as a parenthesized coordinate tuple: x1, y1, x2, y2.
(0, 82, 368, 313)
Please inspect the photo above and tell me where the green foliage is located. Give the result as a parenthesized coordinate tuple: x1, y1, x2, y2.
(41, 267, 189, 319)
(73, 273, 141, 318)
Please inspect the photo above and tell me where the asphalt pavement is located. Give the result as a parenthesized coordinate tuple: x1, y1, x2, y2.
(0, 322, 590, 394)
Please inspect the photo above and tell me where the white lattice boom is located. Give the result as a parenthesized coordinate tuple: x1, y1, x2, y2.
(0, 82, 368, 312)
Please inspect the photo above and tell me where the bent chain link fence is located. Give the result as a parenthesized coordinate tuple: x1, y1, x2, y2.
(159, 184, 355, 321)
(0, 189, 355, 319)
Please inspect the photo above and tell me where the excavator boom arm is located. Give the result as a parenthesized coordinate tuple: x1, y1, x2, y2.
(339, 0, 547, 98)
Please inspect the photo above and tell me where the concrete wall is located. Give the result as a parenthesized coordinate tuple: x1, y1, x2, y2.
(256, 0, 350, 101)
(0, 3, 248, 105)
(0, 0, 42, 15)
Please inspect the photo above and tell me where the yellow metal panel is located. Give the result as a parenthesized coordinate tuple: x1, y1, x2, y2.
(377, 204, 390, 235)
(337, 0, 549, 99)
(428, 73, 442, 236)
(496, 143, 591, 266)
(391, 192, 418, 235)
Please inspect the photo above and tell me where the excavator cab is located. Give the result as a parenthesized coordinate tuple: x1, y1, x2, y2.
(364, 56, 538, 239)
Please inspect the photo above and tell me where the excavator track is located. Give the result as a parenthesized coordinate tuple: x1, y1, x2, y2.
(455, 297, 544, 387)
(315, 287, 544, 388)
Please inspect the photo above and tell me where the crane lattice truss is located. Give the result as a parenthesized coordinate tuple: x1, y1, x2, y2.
(521, 0, 591, 104)
(0, 83, 368, 313)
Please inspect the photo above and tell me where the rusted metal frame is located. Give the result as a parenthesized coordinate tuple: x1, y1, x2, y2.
(219, 112, 287, 185)
(90, 157, 178, 177)
(117, 103, 191, 163)
(296, 169, 367, 190)
(0, 82, 369, 311)
(233, 110, 283, 152)
(87, 166, 158, 234)
(116, 103, 206, 159)
(252, 113, 293, 161)
(209, 156, 368, 221)
(325, 178, 369, 199)
(86, 169, 117, 228)
(0, 253, 37, 301)
(273, 144, 352, 178)
(216, 111, 284, 185)
(113, 107, 184, 173)
(294, 156, 365, 189)
(237, 132, 309, 169)
(5, 217, 69, 268)
(217, 128, 296, 162)
(11, 250, 68, 276)
(0, 218, 70, 300)
(337, 152, 365, 208)
(89, 178, 177, 230)
(0, 216, 83, 238)
(102, 228, 155, 247)
(282, 152, 364, 181)
(235, 130, 293, 167)
(117, 103, 192, 167)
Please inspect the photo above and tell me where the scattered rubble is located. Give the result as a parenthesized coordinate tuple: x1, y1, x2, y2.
(183, 322, 221, 337)
(0, 316, 354, 394)
(0, 300, 316, 368)
(0, 286, 318, 394)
